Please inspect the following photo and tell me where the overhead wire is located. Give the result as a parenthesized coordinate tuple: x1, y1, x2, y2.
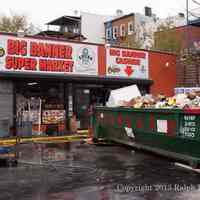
(192, 0, 200, 6)
(188, 10, 200, 18)
(190, 0, 200, 19)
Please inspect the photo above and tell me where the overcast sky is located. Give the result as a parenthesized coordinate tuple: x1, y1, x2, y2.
(0, 0, 195, 29)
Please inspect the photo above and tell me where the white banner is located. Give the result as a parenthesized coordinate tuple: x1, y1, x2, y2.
(0, 35, 98, 75)
(106, 47, 149, 78)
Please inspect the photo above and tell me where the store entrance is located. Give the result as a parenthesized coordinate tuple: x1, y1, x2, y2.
(16, 81, 66, 136)
(74, 85, 108, 129)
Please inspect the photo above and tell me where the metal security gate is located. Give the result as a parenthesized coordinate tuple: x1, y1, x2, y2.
(0, 80, 13, 137)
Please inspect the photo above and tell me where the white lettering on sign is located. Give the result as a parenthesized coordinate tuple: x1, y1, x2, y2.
(181, 115, 196, 138)
(184, 121, 196, 127)
(106, 47, 149, 78)
(182, 131, 195, 138)
(184, 115, 196, 121)
(0, 35, 98, 75)
(124, 127, 135, 138)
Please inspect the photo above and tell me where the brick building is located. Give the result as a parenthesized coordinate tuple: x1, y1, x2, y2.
(175, 25, 200, 87)
(154, 24, 200, 87)
(104, 8, 154, 48)
(0, 32, 176, 137)
(105, 13, 135, 47)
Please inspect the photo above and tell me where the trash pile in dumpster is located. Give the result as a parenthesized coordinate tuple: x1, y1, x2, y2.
(106, 85, 200, 109)
(119, 92, 200, 109)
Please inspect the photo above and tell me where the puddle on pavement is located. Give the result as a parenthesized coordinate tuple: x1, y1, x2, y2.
(0, 142, 199, 200)
(17, 142, 72, 164)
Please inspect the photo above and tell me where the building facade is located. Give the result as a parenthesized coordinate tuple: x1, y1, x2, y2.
(37, 15, 84, 41)
(143, 13, 186, 49)
(81, 12, 113, 44)
(154, 24, 200, 87)
(38, 12, 113, 44)
(104, 8, 186, 50)
(174, 25, 200, 87)
(105, 13, 135, 47)
(0, 32, 176, 137)
(37, 9, 186, 49)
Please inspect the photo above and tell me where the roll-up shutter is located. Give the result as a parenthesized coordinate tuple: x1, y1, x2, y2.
(0, 80, 13, 137)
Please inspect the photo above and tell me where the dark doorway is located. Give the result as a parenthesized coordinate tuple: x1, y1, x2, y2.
(74, 85, 109, 129)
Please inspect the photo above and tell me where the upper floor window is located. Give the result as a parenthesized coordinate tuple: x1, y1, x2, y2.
(113, 26, 118, 39)
(106, 28, 112, 40)
(73, 28, 80, 34)
(120, 24, 126, 37)
(141, 21, 146, 26)
(128, 22, 134, 35)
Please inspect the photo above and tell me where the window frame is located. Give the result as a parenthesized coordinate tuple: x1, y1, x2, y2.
(106, 27, 112, 40)
(120, 24, 126, 37)
(113, 26, 118, 39)
(128, 21, 134, 35)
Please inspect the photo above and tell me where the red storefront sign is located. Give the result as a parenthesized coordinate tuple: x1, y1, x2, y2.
(106, 47, 149, 78)
(0, 35, 98, 75)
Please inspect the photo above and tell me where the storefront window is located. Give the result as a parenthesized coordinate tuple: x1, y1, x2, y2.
(16, 82, 66, 136)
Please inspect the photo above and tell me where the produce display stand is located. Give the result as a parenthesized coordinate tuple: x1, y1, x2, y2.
(92, 106, 200, 168)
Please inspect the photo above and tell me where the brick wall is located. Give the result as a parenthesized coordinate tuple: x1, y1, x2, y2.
(149, 52, 177, 96)
(177, 53, 200, 87)
(155, 25, 200, 87)
(112, 15, 135, 47)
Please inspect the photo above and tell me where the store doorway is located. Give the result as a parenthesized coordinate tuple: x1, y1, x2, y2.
(74, 88, 90, 129)
(74, 86, 108, 130)
(16, 81, 66, 136)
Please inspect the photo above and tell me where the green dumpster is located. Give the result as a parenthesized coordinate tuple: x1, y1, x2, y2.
(92, 106, 200, 168)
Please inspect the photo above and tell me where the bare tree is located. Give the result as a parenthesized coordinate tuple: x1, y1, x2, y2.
(152, 20, 183, 54)
(0, 13, 37, 34)
(118, 34, 143, 49)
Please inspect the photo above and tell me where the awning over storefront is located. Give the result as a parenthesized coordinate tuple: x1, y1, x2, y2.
(0, 72, 153, 86)
(189, 18, 200, 27)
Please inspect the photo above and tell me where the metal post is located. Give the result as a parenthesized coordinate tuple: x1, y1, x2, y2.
(186, 0, 189, 25)
(13, 82, 17, 137)
(38, 98, 42, 135)
(185, 0, 190, 86)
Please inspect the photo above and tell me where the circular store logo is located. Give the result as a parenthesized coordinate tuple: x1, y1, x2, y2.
(107, 65, 121, 74)
(77, 47, 95, 68)
(0, 47, 5, 57)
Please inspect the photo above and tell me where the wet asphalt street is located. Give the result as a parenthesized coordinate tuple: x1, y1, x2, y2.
(0, 142, 200, 200)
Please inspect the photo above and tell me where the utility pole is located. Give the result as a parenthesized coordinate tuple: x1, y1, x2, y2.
(186, 0, 189, 25)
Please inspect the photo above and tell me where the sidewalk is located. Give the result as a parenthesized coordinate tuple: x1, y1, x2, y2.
(0, 130, 89, 146)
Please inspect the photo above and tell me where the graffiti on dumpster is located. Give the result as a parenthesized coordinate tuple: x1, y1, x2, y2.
(180, 115, 196, 139)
